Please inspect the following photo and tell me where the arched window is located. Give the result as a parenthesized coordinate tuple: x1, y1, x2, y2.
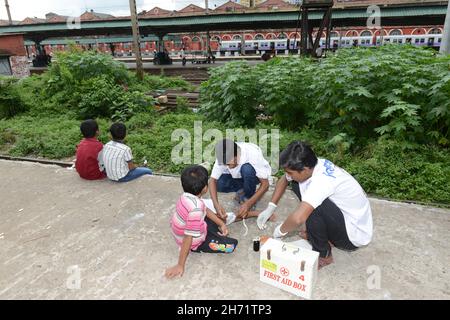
(330, 31, 339, 38)
(360, 30, 372, 37)
(289, 32, 300, 39)
(277, 33, 287, 39)
(222, 35, 232, 41)
(389, 29, 402, 36)
(266, 33, 276, 40)
(192, 36, 200, 42)
(254, 34, 264, 40)
(211, 36, 221, 42)
(412, 28, 426, 35)
(428, 28, 441, 35)
(232, 35, 242, 41)
(345, 30, 358, 37)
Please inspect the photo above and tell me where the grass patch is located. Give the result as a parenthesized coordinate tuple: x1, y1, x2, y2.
(0, 112, 448, 205)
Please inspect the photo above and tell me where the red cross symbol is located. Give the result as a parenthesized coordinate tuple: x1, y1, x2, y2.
(280, 267, 290, 277)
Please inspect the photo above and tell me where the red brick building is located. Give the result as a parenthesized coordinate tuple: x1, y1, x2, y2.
(0, 34, 29, 77)
(5, 0, 447, 57)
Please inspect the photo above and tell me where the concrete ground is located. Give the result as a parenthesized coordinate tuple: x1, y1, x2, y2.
(0, 159, 449, 300)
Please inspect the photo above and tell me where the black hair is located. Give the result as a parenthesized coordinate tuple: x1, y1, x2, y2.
(80, 119, 98, 138)
(110, 123, 127, 141)
(279, 141, 318, 171)
(181, 165, 209, 195)
(215, 139, 238, 165)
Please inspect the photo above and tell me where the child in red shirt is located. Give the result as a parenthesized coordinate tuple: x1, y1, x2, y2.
(75, 120, 106, 180)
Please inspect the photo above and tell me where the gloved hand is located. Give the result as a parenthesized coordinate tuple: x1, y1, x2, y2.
(256, 202, 277, 230)
(273, 224, 288, 239)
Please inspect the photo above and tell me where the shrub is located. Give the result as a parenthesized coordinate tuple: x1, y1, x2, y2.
(0, 76, 27, 119)
(200, 61, 260, 127)
(75, 76, 155, 121)
(200, 45, 450, 147)
(35, 50, 156, 120)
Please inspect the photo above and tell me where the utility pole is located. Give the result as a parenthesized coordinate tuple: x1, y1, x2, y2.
(129, 0, 144, 80)
(205, 0, 212, 59)
(5, 0, 12, 25)
(440, 0, 450, 55)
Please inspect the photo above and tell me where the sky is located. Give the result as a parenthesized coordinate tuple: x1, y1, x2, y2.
(0, 0, 232, 21)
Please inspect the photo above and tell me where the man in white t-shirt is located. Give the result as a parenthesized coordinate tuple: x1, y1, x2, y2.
(257, 141, 373, 269)
(209, 139, 272, 221)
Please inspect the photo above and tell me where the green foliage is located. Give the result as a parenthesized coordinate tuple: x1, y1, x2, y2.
(200, 45, 450, 147)
(35, 50, 155, 120)
(3, 51, 192, 121)
(258, 57, 315, 130)
(0, 46, 448, 205)
(46, 49, 130, 87)
(315, 45, 450, 147)
(344, 138, 450, 204)
(75, 76, 155, 121)
(0, 76, 27, 119)
(1, 113, 448, 205)
(200, 61, 261, 127)
(0, 115, 82, 158)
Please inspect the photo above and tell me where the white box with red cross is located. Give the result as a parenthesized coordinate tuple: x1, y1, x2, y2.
(259, 238, 319, 299)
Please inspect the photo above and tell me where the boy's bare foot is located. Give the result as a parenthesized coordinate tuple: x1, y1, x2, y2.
(318, 254, 334, 270)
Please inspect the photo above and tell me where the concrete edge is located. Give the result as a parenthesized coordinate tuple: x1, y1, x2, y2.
(0, 155, 448, 210)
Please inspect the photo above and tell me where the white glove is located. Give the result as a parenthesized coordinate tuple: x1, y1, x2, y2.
(273, 224, 288, 239)
(256, 202, 277, 230)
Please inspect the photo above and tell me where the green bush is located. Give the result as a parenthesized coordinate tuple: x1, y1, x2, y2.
(1, 113, 448, 205)
(344, 138, 450, 204)
(75, 76, 155, 121)
(200, 45, 450, 147)
(200, 61, 261, 127)
(45, 49, 130, 87)
(0, 77, 27, 119)
(315, 45, 450, 147)
(258, 57, 315, 130)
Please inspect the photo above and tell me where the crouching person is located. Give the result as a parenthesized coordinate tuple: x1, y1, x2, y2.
(209, 139, 271, 222)
(257, 141, 373, 269)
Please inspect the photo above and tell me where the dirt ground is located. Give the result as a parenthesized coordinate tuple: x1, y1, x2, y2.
(0, 159, 449, 300)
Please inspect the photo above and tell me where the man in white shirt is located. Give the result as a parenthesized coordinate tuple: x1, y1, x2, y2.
(257, 141, 373, 269)
(209, 139, 272, 220)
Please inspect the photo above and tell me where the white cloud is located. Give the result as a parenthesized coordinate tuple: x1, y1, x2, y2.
(0, 0, 229, 21)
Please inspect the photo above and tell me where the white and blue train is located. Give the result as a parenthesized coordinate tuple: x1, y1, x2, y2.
(217, 32, 443, 55)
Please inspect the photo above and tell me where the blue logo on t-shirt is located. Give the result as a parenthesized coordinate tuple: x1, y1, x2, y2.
(323, 159, 336, 178)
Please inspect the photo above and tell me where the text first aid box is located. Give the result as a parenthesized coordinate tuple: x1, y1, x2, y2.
(260, 238, 319, 299)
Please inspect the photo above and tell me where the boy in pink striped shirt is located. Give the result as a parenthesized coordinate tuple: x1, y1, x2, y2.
(165, 165, 238, 279)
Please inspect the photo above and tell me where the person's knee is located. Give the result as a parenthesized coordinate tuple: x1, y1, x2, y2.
(240, 163, 256, 178)
(216, 175, 230, 192)
(305, 212, 320, 231)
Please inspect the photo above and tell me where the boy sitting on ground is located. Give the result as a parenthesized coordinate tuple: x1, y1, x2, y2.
(75, 119, 106, 180)
(102, 123, 152, 182)
(165, 165, 238, 279)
